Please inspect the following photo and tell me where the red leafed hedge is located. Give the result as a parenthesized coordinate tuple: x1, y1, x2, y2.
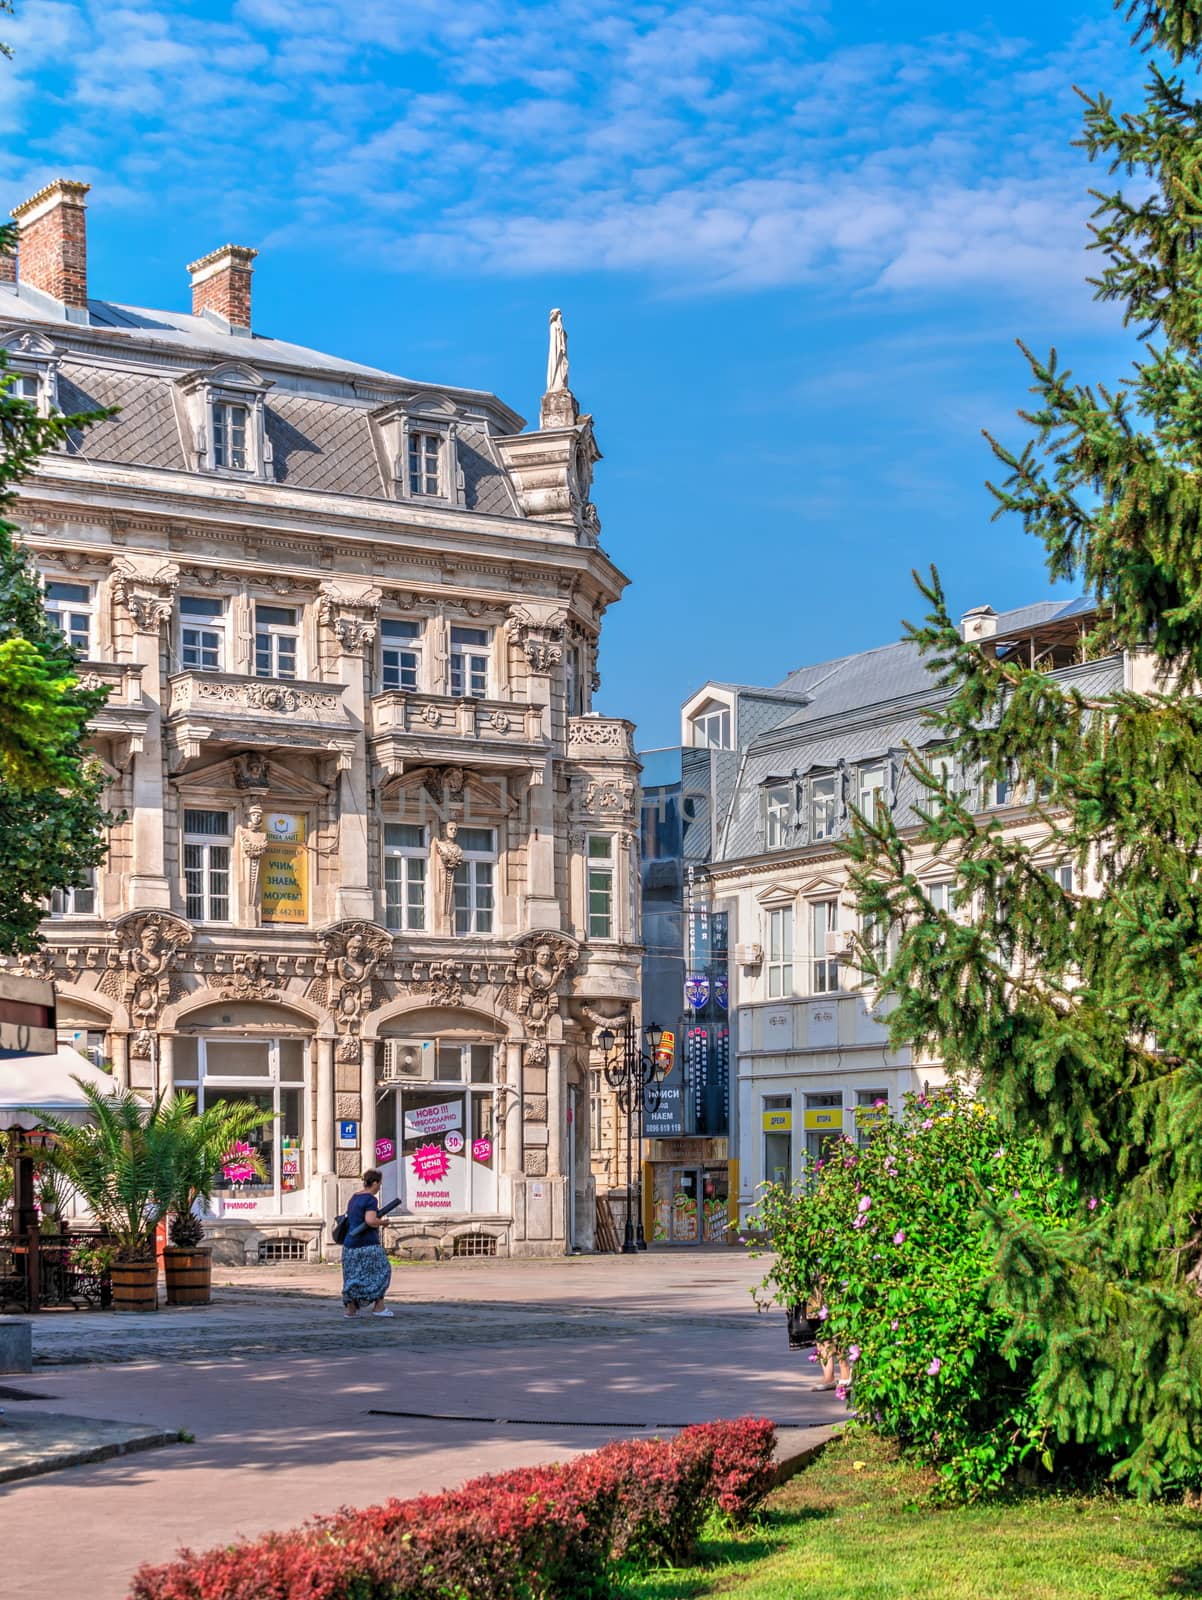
(129, 1416, 777, 1600)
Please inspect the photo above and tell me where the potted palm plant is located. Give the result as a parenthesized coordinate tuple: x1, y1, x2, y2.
(34, 1079, 176, 1311)
(160, 1092, 275, 1306)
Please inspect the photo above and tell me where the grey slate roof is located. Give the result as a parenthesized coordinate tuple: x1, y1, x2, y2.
(0, 280, 529, 513)
(711, 608, 1122, 863)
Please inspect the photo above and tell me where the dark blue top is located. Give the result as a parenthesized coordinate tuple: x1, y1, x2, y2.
(344, 1191, 380, 1249)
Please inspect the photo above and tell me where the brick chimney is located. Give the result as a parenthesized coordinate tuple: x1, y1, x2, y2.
(187, 244, 257, 331)
(10, 179, 90, 309)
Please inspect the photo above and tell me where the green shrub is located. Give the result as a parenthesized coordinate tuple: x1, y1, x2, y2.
(753, 1086, 1089, 1496)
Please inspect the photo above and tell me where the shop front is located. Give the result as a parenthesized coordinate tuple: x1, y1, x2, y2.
(374, 1041, 499, 1219)
(645, 1137, 732, 1245)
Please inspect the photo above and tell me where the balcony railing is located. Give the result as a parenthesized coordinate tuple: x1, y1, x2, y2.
(369, 690, 549, 773)
(567, 715, 636, 761)
(166, 671, 353, 761)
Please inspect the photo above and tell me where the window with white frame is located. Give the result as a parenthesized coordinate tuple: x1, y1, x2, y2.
(929, 751, 957, 792)
(925, 880, 954, 916)
(856, 1088, 889, 1146)
(380, 618, 422, 692)
(810, 772, 838, 840)
(1047, 861, 1074, 893)
(43, 579, 92, 655)
(766, 905, 793, 998)
(254, 604, 299, 680)
(764, 784, 791, 849)
(590, 1067, 604, 1152)
(810, 899, 840, 993)
(587, 834, 614, 939)
(50, 867, 96, 917)
(449, 626, 489, 698)
(9, 369, 42, 408)
(690, 702, 730, 749)
(183, 809, 232, 922)
(179, 595, 226, 672)
(408, 430, 441, 497)
(859, 910, 889, 972)
(212, 400, 249, 471)
(982, 763, 1016, 809)
(453, 826, 496, 934)
(383, 823, 427, 931)
(857, 764, 887, 823)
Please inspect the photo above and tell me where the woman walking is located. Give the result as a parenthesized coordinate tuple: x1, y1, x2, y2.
(341, 1169, 393, 1318)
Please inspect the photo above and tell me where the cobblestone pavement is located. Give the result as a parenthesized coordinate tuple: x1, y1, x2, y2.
(3, 1250, 842, 1600)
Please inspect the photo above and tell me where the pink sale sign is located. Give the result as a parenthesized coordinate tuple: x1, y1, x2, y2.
(411, 1143, 451, 1184)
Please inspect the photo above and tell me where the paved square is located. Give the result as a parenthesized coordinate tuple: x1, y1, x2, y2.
(3, 1250, 841, 1600)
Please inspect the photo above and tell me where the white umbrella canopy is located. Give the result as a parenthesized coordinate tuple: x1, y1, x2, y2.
(0, 1047, 118, 1130)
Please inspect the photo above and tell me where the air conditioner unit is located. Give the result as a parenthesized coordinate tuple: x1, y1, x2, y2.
(735, 943, 764, 966)
(825, 930, 855, 957)
(379, 1039, 436, 1082)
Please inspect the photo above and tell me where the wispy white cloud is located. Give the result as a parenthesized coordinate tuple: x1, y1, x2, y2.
(0, 0, 1144, 301)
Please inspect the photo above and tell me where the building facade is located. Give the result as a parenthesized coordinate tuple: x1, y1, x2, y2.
(1, 179, 641, 1261)
(681, 601, 1129, 1227)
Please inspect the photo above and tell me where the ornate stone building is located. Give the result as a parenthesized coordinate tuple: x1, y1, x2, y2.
(0, 180, 641, 1260)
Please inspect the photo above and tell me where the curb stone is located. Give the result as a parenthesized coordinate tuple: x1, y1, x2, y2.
(0, 1411, 180, 1484)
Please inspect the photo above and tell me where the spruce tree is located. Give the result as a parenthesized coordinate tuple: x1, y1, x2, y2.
(0, 217, 113, 952)
(847, 0, 1202, 1494)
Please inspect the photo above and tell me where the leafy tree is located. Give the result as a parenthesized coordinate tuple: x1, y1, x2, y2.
(0, 215, 115, 952)
(846, 1, 1202, 1495)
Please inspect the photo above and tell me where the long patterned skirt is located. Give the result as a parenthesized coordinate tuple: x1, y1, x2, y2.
(341, 1242, 392, 1308)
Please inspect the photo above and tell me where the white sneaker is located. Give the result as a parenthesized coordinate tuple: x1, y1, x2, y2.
(372, 1309, 395, 1318)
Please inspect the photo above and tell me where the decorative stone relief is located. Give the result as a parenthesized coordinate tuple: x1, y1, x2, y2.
(580, 778, 635, 813)
(318, 582, 382, 654)
(524, 1094, 548, 1123)
(507, 604, 567, 674)
(216, 950, 279, 1003)
(99, 910, 193, 1057)
(233, 752, 271, 790)
(502, 932, 580, 1065)
(307, 921, 393, 1063)
(566, 716, 635, 758)
(525, 1148, 549, 1178)
(111, 557, 180, 634)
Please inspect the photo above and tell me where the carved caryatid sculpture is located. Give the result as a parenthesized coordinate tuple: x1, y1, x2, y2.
(236, 802, 270, 923)
(434, 819, 463, 924)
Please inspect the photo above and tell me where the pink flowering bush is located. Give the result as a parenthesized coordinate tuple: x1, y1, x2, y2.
(753, 1086, 1095, 1496)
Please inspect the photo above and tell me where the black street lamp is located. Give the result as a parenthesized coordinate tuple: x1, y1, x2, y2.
(599, 1017, 664, 1254)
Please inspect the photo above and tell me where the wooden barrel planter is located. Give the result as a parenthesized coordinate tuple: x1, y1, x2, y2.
(111, 1259, 159, 1313)
(164, 1247, 212, 1306)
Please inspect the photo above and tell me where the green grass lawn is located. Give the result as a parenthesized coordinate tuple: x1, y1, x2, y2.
(625, 1430, 1202, 1600)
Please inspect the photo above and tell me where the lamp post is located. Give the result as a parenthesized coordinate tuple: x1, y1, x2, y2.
(599, 1017, 664, 1254)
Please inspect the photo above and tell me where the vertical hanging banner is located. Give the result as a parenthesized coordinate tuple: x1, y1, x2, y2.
(262, 812, 309, 924)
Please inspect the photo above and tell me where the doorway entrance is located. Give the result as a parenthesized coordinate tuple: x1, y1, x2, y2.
(651, 1164, 730, 1244)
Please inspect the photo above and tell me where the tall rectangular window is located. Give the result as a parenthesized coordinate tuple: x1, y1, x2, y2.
(811, 899, 839, 993)
(590, 1068, 604, 1153)
(255, 604, 298, 680)
(50, 867, 96, 917)
(810, 773, 837, 840)
(179, 594, 225, 672)
(408, 431, 440, 496)
(44, 580, 91, 655)
(212, 401, 249, 470)
(983, 764, 1016, 809)
(763, 1094, 792, 1186)
(453, 826, 495, 935)
(183, 809, 231, 922)
(1048, 862, 1074, 893)
(856, 1088, 889, 1147)
(764, 784, 791, 849)
(449, 626, 489, 698)
(766, 906, 793, 998)
(380, 618, 421, 692)
(925, 880, 953, 915)
(383, 823, 427, 931)
(587, 834, 614, 939)
(857, 764, 887, 823)
(11, 370, 41, 406)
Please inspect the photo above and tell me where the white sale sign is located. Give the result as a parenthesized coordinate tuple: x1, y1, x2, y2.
(403, 1099, 463, 1139)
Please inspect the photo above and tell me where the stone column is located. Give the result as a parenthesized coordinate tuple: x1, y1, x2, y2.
(318, 582, 381, 922)
(316, 1035, 335, 1177)
(508, 604, 568, 933)
(546, 1042, 564, 1177)
(111, 1031, 129, 1091)
(360, 1039, 377, 1170)
(111, 557, 179, 911)
(503, 1041, 523, 1176)
(157, 1031, 174, 1098)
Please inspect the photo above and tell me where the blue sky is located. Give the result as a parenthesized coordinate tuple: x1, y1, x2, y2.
(1, 0, 1154, 745)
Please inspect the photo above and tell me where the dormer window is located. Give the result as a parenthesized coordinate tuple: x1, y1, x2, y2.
(212, 401, 249, 470)
(764, 784, 792, 849)
(179, 361, 271, 481)
(10, 370, 41, 406)
(690, 700, 731, 749)
(408, 431, 441, 497)
(0, 329, 60, 416)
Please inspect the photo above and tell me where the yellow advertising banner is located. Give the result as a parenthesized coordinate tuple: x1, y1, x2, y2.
(803, 1108, 843, 1131)
(261, 812, 308, 924)
(762, 1109, 792, 1132)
